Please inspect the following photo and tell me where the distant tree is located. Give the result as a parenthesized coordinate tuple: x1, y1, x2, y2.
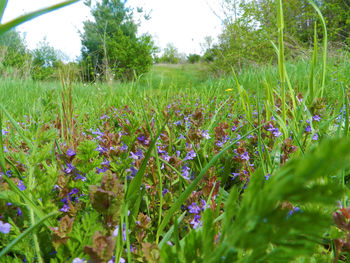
(159, 43, 181, 64)
(80, 0, 156, 81)
(31, 39, 60, 80)
(187, 53, 201, 64)
(0, 29, 31, 70)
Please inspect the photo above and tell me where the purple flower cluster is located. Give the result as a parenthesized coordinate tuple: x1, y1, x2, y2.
(184, 150, 196, 161)
(182, 163, 191, 180)
(60, 188, 81, 212)
(267, 123, 282, 137)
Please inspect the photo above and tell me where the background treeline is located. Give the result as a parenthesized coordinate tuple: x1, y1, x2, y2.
(1, 0, 349, 82)
(207, 0, 350, 74)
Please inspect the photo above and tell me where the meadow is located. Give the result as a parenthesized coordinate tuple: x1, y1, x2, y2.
(1, 52, 350, 262)
(2, 0, 350, 262)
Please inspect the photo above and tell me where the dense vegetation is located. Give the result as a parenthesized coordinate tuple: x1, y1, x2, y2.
(1, 0, 350, 262)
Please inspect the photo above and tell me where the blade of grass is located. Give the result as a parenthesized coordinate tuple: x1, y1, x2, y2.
(0, 0, 8, 23)
(158, 211, 186, 249)
(308, 0, 327, 98)
(0, 0, 80, 35)
(276, 0, 287, 126)
(308, 22, 318, 104)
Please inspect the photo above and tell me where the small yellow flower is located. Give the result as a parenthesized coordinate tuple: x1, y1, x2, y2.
(225, 88, 233, 92)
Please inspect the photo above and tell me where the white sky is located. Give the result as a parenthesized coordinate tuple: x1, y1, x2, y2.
(2, 0, 223, 61)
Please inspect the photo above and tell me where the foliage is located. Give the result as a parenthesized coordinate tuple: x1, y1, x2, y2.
(30, 39, 60, 81)
(161, 137, 350, 262)
(158, 43, 181, 64)
(80, 0, 156, 81)
(187, 54, 201, 64)
(209, 0, 350, 74)
(0, 30, 31, 78)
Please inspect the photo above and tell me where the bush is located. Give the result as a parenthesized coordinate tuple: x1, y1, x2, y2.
(187, 54, 201, 64)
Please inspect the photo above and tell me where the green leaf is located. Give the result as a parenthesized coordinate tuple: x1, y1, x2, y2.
(0, 0, 80, 35)
(0, 0, 8, 23)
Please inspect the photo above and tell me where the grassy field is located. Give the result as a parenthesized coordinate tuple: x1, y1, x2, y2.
(1, 56, 350, 262)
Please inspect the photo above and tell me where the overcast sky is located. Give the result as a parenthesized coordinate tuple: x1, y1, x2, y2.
(2, 0, 223, 61)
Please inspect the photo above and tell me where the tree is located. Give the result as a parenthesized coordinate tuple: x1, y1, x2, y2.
(207, 0, 350, 75)
(159, 43, 181, 64)
(187, 54, 201, 64)
(31, 39, 60, 80)
(80, 0, 156, 81)
(0, 29, 31, 77)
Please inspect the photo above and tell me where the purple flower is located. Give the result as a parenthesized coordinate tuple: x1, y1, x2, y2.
(190, 215, 202, 229)
(91, 129, 104, 137)
(113, 224, 127, 241)
(67, 148, 76, 157)
(69, 188, 80, 196)
(184, 150, 196, 161)
(232, 172, 240, 180)
(313, 115, 321, 122)
(287, 206, 302, 219)
(17, 180, 26, 191)
(129, 151, 139, 160)
(121, 142, 128, 151)
(96, 145, 108, 154)
(178, 133, 186, 140)
(216, 140, 224, 147)
(267, 123, 282, 137)
(162, 188, 169, 196)
(175, 120, 182, 126)
(312, 133, 319, 141)
(100, 114, 109, 120)
(3, 146, 8, 153)
(75, 174, 86, 181)
(60, 204, 69, 213)
(241, 151, 250, 161)
(0, 221, 11, 234)
(1, 129, 8, 136)
(202, 130, 211, 139)
(305, 125, 312, 133)
(188, 202, 201, 214)
(181, 163, 190, 180)
(64, 163, 75, 174)
(137, 135, 146, 142)
(130, 166, 138, 177)
(72, 258, 86, 263)
(200, 199, 208, 210)
(162, 153, 171, 162)
(101, 159, 110, 166)
(265, 173, 271, 180)
(272, 128, 282, 137)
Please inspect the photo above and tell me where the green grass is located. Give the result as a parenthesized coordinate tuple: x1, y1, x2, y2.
(1, 54, 350, 262)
